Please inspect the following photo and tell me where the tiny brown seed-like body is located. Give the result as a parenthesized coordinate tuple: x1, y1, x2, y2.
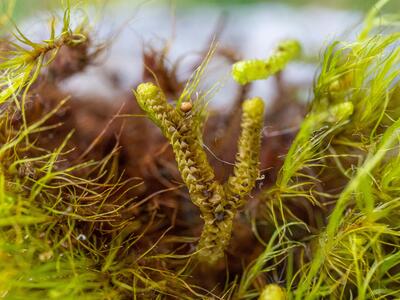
(180, 101, 193, 113)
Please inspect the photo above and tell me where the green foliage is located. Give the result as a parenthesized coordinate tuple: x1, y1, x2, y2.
(255, 0, 400, 299)
(0, 107, 119, 300)
(0, 0, 399, 299)
(0, 1, 88, 139)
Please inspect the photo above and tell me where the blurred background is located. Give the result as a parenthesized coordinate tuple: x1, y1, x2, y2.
(5, 0, 399, 106)
(10, 0, 400, 18)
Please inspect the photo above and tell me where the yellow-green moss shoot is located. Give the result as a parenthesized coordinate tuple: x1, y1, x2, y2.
(232, 40, 301, 85)
(134, 83, 264, 264)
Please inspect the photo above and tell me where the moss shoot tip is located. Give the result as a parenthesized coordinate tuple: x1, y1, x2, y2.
(136, 82, 160, 100)
(243, 97, 265, 117)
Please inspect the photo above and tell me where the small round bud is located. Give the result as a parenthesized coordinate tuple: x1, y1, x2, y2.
(259, 284, 286, 300)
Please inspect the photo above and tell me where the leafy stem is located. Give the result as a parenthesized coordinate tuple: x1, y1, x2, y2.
(134, 82, 264, 263)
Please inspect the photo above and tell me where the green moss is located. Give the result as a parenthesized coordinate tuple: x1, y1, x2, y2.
(0, 0, 399, 299)
(232, 40, 300, 85)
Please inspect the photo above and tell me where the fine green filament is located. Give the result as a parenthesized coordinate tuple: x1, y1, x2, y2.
(232, 40, 301, 85)
(135, 83, 264, 263)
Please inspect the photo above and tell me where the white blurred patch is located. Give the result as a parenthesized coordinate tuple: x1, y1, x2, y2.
(21, 1, 361, 107)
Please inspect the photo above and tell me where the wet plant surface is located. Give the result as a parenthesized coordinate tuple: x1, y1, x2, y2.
(0, 1, 399, 299)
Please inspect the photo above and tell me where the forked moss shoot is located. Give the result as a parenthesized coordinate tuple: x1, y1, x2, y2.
(135, 82, 265, 263)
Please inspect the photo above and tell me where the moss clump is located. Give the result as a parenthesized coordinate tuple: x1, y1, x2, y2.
(0, 0, 399, 299)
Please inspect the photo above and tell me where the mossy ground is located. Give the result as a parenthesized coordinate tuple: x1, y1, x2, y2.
(0, 1, 399, 299)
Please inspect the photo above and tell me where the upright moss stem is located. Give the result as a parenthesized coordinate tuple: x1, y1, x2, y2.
(134, 83, 264, 264)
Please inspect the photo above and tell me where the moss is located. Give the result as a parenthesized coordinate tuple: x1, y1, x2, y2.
(232, 40, 301, 85)
(135, 81, 264, 264)
(0, 0, 399, 299)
